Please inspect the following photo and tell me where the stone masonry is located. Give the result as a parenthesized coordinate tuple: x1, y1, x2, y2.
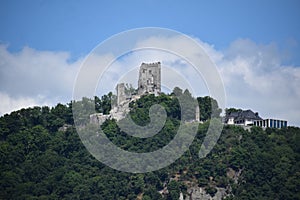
(116, 83, 126, 105)
(90, 62, 162, 124)
(90, 61, 202, 125)
(137, 62, 161, 95)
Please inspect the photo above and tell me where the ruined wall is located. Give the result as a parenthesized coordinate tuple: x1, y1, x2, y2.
(195, 105, 200, 122)
(116, 83, 126, 105)
(92, 62, 162, 124)
(89, 113, 111, 125)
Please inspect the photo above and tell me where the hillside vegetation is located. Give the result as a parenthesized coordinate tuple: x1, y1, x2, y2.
(0, 91, 299, 199)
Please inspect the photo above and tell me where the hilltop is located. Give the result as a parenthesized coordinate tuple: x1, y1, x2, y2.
(0, 90, 299, 199)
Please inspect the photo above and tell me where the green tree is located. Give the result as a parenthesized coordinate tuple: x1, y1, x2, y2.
(167, 180, 180, 200)
(197, 96, 222, 121)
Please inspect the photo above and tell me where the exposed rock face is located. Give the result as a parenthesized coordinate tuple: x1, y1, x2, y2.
(58, 124, 72, 132)
(179, 192, 184, 200)
(226, 167, 242, 184)
(185, 186, 228, 200)
(89, 113, 111, 124)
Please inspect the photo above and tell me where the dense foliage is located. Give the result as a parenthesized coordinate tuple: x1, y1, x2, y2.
(0, 91, 299, 199)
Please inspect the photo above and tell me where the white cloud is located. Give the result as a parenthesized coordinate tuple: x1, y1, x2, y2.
(96, 49, 206, 96)
(0, 45, 80, 101)
(1, 36, 299, 126)
(0, 92, 48, 115)
(0, 44, 82, 113)
(214, 39, 300, 126)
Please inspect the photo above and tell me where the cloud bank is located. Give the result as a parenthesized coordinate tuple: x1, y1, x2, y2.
(0, 45, 80, 114)
(215, 39, 300, 126)
(0, 37, 299, 126)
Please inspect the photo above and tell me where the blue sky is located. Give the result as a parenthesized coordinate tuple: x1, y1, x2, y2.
(0, 0, 300, 125)
(1, 0, 299, 60)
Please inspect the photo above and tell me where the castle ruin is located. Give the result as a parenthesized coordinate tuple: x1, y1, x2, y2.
(116, 62, 161, 106)
(137, 62, 161, 96)
(90, 62, 162, 123)
(90, 62, 200, 124)
(116, 83, 126, 105)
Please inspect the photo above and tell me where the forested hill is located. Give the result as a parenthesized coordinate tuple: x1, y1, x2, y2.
(0, 91, 299, 199)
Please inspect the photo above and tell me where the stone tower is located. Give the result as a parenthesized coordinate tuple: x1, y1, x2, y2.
(116, 83, 126, 105)
(138, 62, 161, 95)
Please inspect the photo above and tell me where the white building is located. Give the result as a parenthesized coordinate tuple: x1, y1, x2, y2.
(253, 119, 287, 128)
(225, 109, 288, 129)
(225, 109, 262, 126)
